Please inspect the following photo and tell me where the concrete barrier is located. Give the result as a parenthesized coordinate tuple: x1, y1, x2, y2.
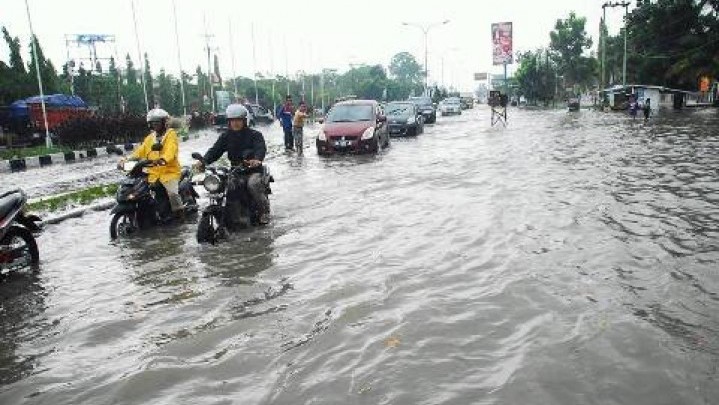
(1, 130, 208, 173)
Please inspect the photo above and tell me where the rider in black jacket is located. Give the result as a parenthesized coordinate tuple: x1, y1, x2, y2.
(199, 104, 270, 225)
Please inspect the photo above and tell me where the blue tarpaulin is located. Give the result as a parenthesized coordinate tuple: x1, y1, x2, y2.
(8, 94, 87, 118)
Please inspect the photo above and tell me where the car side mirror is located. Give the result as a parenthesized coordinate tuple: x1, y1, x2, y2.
(377, 115, 387, 123)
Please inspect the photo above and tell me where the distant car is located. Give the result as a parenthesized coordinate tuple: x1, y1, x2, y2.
(214, 107, 256, 132)
(408, 96, 437, 124)
(439, 97, 462, 116)
(567, 97, 580, 112)
(459, 93, 474, 109)
(386, 102, 424, 136)
(316, 100, 390, 155)
(247, 104, 273, 124)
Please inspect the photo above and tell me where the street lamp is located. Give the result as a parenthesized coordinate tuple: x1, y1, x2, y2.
(401, 19, 450, 94)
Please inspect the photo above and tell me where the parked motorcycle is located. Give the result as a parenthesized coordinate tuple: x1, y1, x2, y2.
(0, 189, 42, 269)
(191, 152, 273, 244)
(109, 159, 199, 239)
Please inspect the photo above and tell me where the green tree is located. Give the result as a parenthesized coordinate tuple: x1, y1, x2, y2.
(388, 52, 424, 100)
(213, 54, 222, 90)
(143, 52, 155, 108)
(515, 49, 560, 104)
(125, 54, 137, 85)
(0, 27, 31, 104)
(549, 12, 596, 89)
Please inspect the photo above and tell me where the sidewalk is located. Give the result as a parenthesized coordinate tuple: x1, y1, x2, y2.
(0, 131, 207, 173)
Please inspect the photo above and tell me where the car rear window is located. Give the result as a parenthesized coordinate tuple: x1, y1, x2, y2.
(326, 104, 374, 123)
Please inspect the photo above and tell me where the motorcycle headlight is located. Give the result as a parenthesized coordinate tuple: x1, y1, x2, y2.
(406, 116, 415, 124)
(361, 127, 375, 140)
(203, 174, 221, 193)
(318, 127, 327, 141)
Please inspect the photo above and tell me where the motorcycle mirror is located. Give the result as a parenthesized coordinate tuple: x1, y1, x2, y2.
(123, 161, 138, 172)
(191, 152, 203, 161)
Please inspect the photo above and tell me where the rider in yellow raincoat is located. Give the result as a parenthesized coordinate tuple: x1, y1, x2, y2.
(121, 108, 183, 216)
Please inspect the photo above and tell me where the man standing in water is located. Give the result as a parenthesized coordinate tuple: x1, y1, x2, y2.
(643, 98, 651, 122)
(292, 101, 309, 156)
(277, 95, 295, 151)
(628, 95, 639, 120)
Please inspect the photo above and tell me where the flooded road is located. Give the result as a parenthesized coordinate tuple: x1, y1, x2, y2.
(2, 106, 719, 404)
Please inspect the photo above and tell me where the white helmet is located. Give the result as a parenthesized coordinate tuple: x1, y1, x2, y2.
(146, 108, 170, 123)
(226, 104, 249, 119)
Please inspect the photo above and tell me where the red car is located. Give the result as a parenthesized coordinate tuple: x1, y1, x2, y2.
(316, 100, 390, 155)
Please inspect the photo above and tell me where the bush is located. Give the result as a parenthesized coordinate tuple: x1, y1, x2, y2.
(54, 113, 148, 149)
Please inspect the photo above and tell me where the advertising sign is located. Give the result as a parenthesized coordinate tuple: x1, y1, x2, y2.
(492, 22, 513, 65)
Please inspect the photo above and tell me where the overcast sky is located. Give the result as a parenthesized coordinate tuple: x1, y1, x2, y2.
(2, 0, 629, 91)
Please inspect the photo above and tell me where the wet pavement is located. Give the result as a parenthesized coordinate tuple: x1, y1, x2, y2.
(2, 106, 719, 404)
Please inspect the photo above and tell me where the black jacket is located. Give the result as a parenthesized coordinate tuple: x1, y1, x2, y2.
(203, 127, 267, 166)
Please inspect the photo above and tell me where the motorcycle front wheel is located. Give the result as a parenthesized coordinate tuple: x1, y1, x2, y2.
(110, 212, 137, 239)
(0, 225, 39, 268)
(197, 212, 222, 244)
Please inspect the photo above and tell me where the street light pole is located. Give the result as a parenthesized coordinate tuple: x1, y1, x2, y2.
(24, 0, 51, 148)
(401, 20, 450, 95)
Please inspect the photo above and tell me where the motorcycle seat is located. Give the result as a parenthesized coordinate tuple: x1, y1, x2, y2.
(0, 189, 24, 221)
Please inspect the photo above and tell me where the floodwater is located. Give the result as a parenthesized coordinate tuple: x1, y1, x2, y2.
(2, 106, 719, 404)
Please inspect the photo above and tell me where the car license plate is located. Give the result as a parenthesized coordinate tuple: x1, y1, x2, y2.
(335, 140, 349, 147)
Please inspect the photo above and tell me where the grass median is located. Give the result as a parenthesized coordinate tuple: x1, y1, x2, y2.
(29, 184, 118, 213)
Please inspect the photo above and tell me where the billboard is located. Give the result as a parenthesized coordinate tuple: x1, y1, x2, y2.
(492, 22, 513, 65)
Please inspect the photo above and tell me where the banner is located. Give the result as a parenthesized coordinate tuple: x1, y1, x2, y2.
(492, 22, 513, 65)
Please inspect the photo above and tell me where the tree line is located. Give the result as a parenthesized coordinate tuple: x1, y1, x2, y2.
(514, 0, 718, 105)
(1, 25, 429, 115)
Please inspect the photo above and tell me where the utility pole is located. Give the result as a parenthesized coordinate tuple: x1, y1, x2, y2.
(228, 18, 239, 99)
(283, 35, 290, 96)
(202, 15, 217, 113)
(130, 0, 149, 112)
(24, 0, 51, 148)
(601, 6, 606, 91)
(602, 1, 630, 87)
(251, 23, 258, 104)
(268, 32, 276, 114)
(171, 0, 187, 115)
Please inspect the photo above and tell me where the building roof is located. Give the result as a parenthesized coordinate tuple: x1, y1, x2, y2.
(601, 84, 698, 95)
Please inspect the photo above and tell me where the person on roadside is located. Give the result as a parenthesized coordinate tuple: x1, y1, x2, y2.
(196, 104, 270, 225)
(292, 101, 309, 155)
(643, 98, 651, 122)
(628, 95, 638, 120)
(119, 108, 183, 220)
(276, 95, 295, 151)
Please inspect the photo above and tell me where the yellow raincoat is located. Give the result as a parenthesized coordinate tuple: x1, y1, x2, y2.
(130, 128, 181, 183)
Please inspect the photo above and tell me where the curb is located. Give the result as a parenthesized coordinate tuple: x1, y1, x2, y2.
(0, 130, 204, 173)
(41, 200, 115, 226)
(0, 144, 136, 173)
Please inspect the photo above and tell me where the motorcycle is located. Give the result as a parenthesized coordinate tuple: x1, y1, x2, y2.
(191, 152, 273, 244)
(0, 189, 42, 269)
(109, 159, 199, 239)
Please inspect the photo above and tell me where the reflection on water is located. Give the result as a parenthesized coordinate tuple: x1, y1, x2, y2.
(1, 107, 719, 404)
(0, 273, 47, 386)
